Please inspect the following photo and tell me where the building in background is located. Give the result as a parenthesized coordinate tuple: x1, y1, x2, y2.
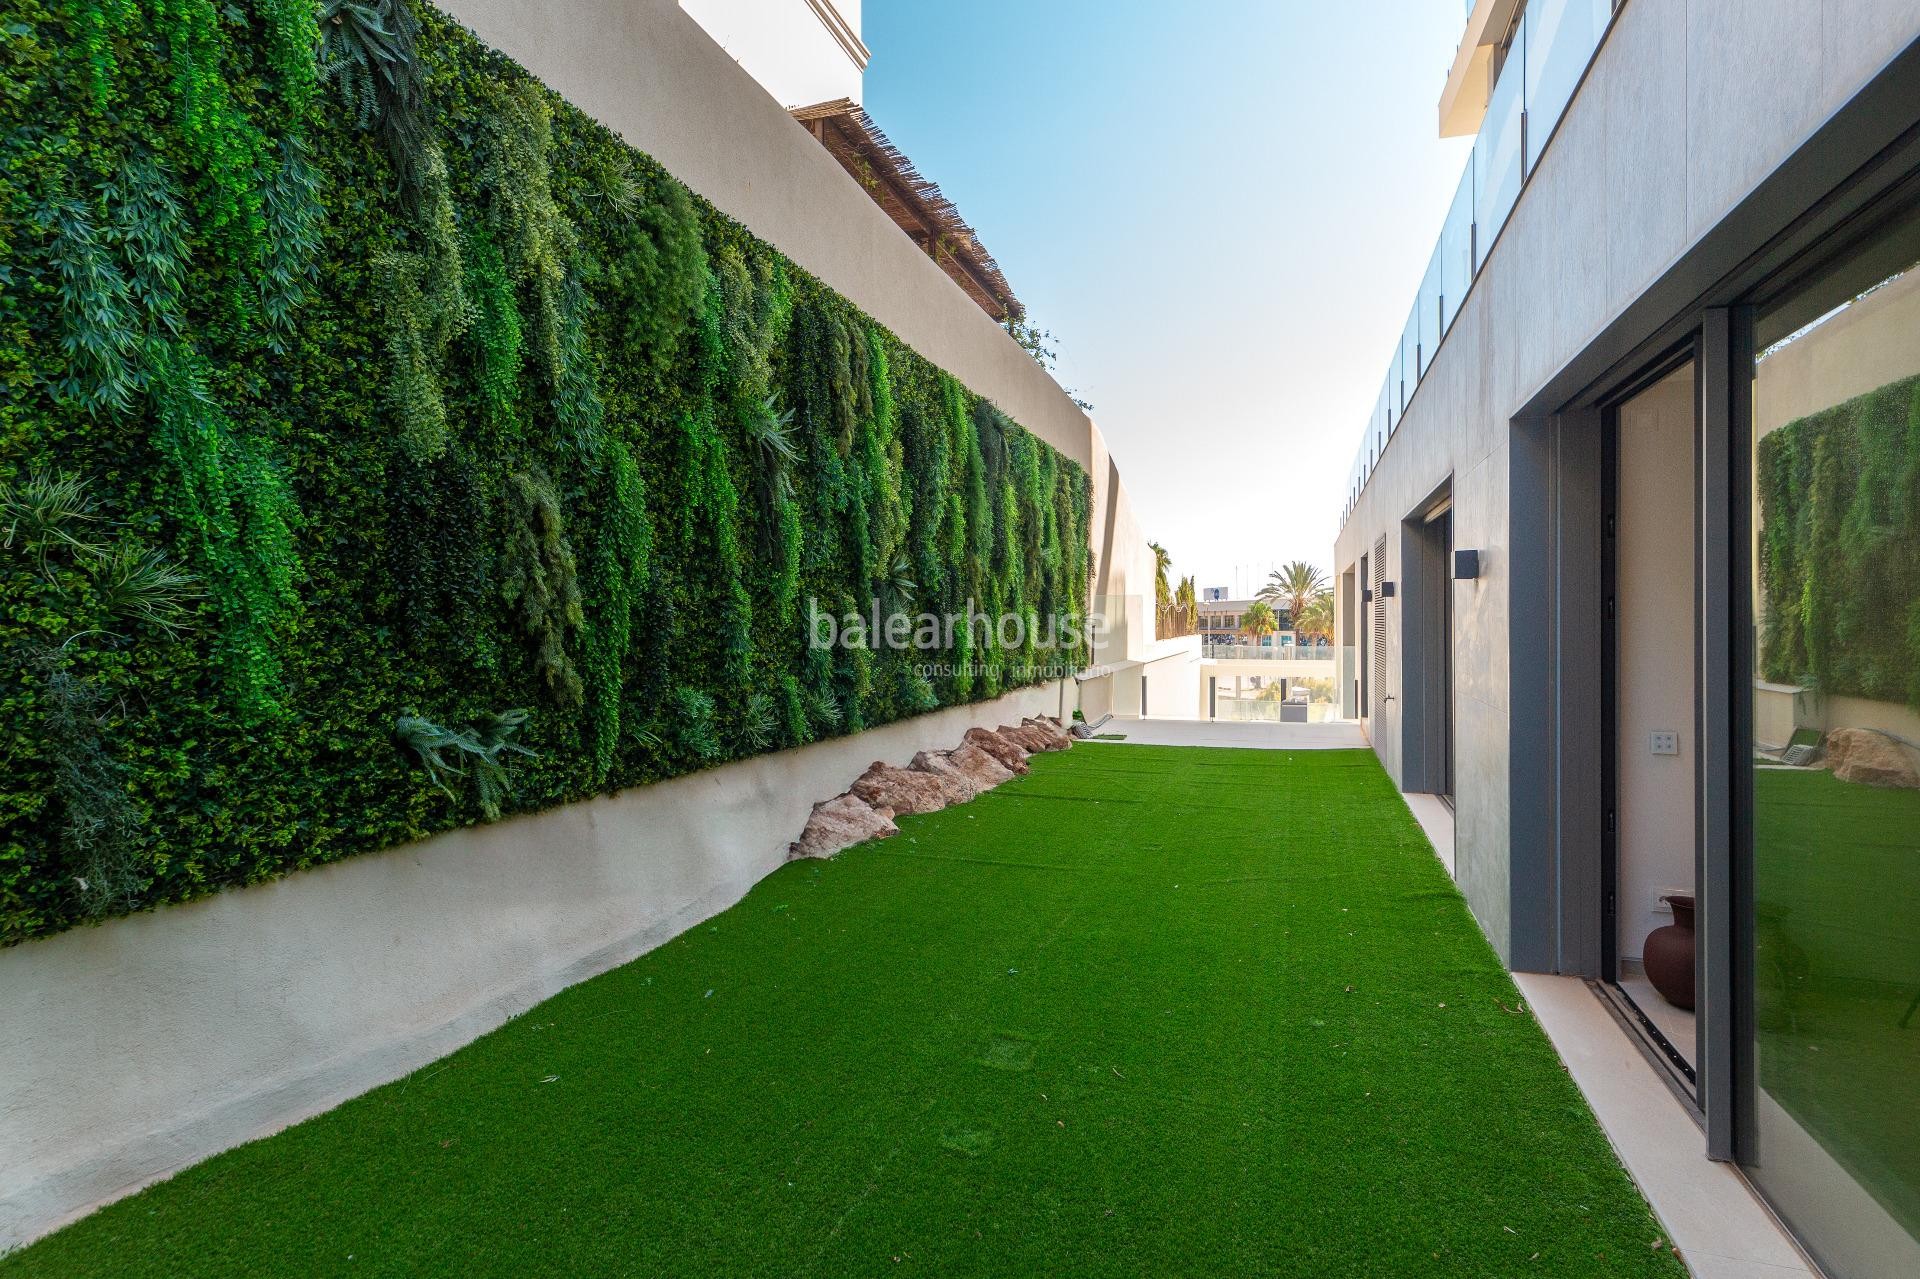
(680, 0, 867, 108)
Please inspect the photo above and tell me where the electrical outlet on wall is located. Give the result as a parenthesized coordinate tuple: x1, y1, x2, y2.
(1650, 730, 1680, 756)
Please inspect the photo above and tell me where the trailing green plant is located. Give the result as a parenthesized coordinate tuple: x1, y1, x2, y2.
(319, 0, 430, 201)
(477, 77, 570, 383)
(0, 2, 1090, 945)
(44, 191, 141, 416)
(501, 469, 584, 708)
(583, 444, 652, 784)
(395, 708, 534, 821)
(462, 225, 524, 434)
(258, 134, 325, 349)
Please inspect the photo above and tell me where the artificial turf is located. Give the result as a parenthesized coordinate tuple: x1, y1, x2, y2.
(4, 746, 1683, 1277)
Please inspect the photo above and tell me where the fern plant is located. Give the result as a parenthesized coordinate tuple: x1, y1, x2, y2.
(44, 193, 142, 416)
(319, 0, 430, 201)
(395, 708, 535, 821)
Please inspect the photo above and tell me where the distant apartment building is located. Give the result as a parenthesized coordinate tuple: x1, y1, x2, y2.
(1332, 2, 1920, 1273)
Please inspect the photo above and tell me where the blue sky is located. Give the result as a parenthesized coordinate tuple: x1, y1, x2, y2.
(866, 0, 1473, 595)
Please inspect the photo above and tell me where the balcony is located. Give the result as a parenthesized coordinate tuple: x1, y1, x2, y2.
(1343, 0, 1619, 526)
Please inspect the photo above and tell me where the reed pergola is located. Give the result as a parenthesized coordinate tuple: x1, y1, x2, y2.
(791, 97, 1024, 324)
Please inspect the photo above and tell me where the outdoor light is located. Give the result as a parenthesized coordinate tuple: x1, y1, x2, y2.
(1363, 588, 1373, 603)
(1455, 550, 1480, 580)
(1379, 581, 1396, 598)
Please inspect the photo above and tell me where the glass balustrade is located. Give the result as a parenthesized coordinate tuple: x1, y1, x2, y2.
(1525, 0, 1613, 169)
(1342, 1, 1615, 530)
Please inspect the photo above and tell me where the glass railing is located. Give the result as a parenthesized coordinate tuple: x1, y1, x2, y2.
(1343, 0, 1618, 528)
(1202, 641, 1339, 661)
(1208, 653, 1349, 723)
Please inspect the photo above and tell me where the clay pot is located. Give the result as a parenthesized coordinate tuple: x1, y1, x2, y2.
(1643, 894, 1696, 1011)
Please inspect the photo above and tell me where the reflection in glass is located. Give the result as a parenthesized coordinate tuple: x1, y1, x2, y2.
(1748, 229, 1920, 1277)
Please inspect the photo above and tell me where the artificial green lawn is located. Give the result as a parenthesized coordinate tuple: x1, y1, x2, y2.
(5, 746, 1682, 1277)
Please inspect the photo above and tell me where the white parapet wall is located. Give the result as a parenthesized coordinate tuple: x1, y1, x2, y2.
(0, 682, 1072, 1249)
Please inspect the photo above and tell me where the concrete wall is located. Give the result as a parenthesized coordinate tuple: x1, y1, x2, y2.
(1615, 367, 1697, 965)
(1, 0, 1174, 1250)
(1333, 0, 1920, 965)
(680, 0, 865, 108)
(0, 683, 1069, 1250)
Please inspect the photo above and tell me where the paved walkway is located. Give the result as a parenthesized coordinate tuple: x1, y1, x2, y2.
(1092, 717, 1369, 750)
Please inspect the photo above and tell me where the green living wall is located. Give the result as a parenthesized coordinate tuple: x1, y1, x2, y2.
(1756, 372, 1920, 707)
(0, 1, 1091, 944)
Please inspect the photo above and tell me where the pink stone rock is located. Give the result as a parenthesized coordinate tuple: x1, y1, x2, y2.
(912, 744, 1014, 800)
(789, 793, 897, 860)
(1826, 728, 1920, 789)
(908, 751, 977, 805)
(963, 726, 1030, 774)
(944, 742, 1016, 790)
(849, 761, 954, 815)
(1021, 716, 1073, 750)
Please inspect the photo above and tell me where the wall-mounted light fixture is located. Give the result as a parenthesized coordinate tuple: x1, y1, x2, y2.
(1363, 588, 1373, 603)
(1379, 581, 1396, 598)
(1454, 549, 1480, 580)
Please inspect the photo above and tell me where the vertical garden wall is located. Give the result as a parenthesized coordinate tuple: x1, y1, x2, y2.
(0, 1, 1091, 944)
(1756, 372, 1920, 708)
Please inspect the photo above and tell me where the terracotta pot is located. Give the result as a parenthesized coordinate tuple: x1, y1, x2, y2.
(1643, 894, 1696, 1011)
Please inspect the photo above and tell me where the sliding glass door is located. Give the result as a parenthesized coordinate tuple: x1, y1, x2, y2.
(1744, 209, 1920, 1277)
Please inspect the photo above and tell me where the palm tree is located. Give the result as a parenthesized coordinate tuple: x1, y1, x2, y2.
(1257, 561, 1328, 632)
(1295, 590, 1334, 646)
(1174, 575, 1197, 636)
(1240, 600, 1279, 645)
(1148, 541, 1172, 616)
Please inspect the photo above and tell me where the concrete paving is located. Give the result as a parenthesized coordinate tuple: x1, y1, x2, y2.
(1514, 973, 1813, 1278)
(1090, 717, 1371, 750)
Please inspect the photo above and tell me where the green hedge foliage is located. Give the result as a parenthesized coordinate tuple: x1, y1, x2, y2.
(0, 1, 1091, 944)
(1756, 372, 1920, 708)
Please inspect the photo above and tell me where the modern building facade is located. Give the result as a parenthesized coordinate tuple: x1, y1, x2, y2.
(680, 0, 867, 108)
(1332, 1, 1920, 1274)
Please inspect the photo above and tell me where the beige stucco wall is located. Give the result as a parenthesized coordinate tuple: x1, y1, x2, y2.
(1754, 265, 1920, 438)
(1615, 367, 1698, 963)
(0, 683, 1070, 1250)
(1079, 421, 1202, 720)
